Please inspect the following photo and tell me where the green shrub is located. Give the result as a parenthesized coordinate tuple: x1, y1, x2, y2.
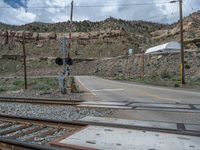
(160, 71, 171, 79)
(174, 83, 180, 87)
(0, 86, 6, 92)
(185, 64, 191, 69)
(13, 80, 24, 87)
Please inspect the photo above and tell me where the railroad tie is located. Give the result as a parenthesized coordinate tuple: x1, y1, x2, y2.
(0, 124, 29, 136)
(24, 128, 58, 142)
(0, 123, 13, 130)
(8, 125, 43, 139)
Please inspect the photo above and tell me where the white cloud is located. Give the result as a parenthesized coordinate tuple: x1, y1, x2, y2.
(16, 8, 36, 23)
(0, 1, 36, 25)
(0, 0, 199, 25)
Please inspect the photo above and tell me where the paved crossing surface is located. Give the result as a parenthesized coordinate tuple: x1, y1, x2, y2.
(55, 117, 200, 150)
(75, 76, 200, 124)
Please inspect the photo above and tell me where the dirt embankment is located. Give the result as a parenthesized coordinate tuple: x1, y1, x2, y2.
(72, 51, 199, 76)
(71, 51, 200, 87)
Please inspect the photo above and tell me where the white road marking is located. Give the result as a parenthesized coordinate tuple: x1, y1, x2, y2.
(76, 78, 96, 96)
(91, 88, 124, 92)
(77, 105, 132, 109)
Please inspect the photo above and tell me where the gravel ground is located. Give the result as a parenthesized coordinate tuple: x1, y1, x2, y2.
(0, 103, 114, 121)
(0, 102, 114, 145)
(0, 91, 115, 145)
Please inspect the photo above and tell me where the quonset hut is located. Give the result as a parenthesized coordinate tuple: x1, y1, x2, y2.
(145, 41, 181, 54)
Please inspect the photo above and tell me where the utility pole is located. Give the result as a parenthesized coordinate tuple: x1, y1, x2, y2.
(5, 30, 8, 45)
(142, 51, 145, 79)
(68, 0, 74, 57)
(25, 0, 28, 13)
(179, 0, 185, 84)
(22, 32, 28, 90)
(170, 0, 185, 84)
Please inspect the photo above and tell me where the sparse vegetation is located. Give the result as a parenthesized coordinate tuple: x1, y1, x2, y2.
(160, 70, 171, 79)
(185, 64, 191, 69)
(174, 83, 180, 87)
(0, 12, 200, 90)
(0, 77, 58, 93)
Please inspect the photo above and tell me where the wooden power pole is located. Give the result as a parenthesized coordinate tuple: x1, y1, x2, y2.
(179, 0, 185, 84)
(22, 32, 28, 90)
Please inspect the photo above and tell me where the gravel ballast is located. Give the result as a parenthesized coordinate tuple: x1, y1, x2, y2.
(0, 103, 114, 121)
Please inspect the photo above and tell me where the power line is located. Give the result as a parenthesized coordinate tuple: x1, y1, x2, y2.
(146, 14, 169, 21)
(73, 2, 173, 7)
(146, 6, 177, 22)
(148, 2, 176, 20)
(0, 1, 177, 9)
(169, 2, 176, 19)
(188, 0, 194, 10)
(183, 1, 200, 26)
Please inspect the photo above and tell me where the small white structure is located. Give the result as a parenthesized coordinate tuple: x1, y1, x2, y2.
(128, 48, 133, 56)
(145, 41, 181, 54)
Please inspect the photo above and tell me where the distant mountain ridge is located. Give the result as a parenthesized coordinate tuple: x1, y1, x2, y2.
(0, 17, 167, 33)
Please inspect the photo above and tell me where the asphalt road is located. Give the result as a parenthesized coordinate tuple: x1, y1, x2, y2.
(75, 76, 200, 124)
(76, 76, 200, 104)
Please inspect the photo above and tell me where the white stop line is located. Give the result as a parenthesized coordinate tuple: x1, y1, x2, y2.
(91, 88, 124, 92)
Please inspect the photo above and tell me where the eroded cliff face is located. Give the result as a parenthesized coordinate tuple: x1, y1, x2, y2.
(0, 29, 126, 43)
(0, 29, 136, 58)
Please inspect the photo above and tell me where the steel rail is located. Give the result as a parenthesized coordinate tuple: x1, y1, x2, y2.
(1, 113, 192, 138)
(0, 138, 62, 150)
(0, 114, 87, 150)
(0, 114, 87, 128)
(0, 114, 200, 149)
(0, 96, 84, 105)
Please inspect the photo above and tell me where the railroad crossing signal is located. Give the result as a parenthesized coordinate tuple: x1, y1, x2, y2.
(57, 37, 73, 94)
(59, 37, 68, 53)
(55, 38, 73, 66)
(55, 57, 73, 66)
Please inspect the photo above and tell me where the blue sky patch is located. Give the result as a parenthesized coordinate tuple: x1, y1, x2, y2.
(3, 0, 25, 8)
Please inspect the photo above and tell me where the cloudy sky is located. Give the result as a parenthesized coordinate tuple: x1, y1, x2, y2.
(0, 0, 200, 25)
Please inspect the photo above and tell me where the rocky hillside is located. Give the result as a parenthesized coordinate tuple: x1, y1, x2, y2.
(0, 17, 168, 58)
(151, 11, 200, 49)
(0, 13, 200, 89)
(1, 12, 200, 58)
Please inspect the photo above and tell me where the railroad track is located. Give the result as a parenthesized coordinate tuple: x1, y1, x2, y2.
(0, 96, 83, 105)
(1, 97, 200, 112)
(0, 114, 87, 150)
(0, 114, 200, 149)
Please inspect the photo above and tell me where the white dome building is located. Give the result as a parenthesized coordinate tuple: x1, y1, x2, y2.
(145, 41, 181, 54)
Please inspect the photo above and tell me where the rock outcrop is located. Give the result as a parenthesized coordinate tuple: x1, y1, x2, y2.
(0, 29, 126, 44)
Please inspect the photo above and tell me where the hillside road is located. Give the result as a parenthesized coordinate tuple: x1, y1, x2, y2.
(75, 76, 200, 104)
